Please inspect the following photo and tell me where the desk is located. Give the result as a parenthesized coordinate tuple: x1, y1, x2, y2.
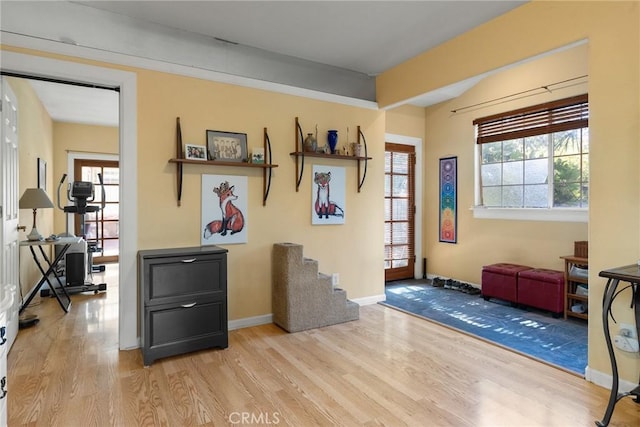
(19, 237, 81, 314)
(597, 265, 640, 426)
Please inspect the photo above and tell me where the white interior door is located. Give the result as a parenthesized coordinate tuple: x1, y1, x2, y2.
(1, 78, 20, 351)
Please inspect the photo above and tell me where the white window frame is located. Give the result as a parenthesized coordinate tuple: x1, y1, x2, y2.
(473, 134, 588, 223)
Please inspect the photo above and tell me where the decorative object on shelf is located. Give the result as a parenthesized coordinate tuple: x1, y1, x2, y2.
(312, 165, 345, 225)
(251, 147, 265, 164)
(303, 133, 317, 152)
(19, 188, 54, 241)
(351, 142, 362, 157)
(327, 130, 338, 154)
(206, 130, 248, 163)
(202, 174, 248, 245)
(185, 144, 207, 160)
(37, 158, 47, 190)
(439, 156, 457, 243)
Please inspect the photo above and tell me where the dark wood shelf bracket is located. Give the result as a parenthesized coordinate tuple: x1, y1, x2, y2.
(176, 117, 184, 206)
(357, 125, 369, 193)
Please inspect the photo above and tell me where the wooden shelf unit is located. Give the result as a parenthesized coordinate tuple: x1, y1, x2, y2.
(291, 117, 372, 192)
(560, 255, 589, 320)
(171, 119, 278, 206)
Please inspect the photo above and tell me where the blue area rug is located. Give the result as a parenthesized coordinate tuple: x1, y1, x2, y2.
(382, 280, 587, 375)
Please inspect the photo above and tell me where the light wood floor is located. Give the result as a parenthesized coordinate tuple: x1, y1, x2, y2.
(8, 265, 640, 426)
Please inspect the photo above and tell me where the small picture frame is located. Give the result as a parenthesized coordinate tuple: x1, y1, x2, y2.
(206, 130, 248, 162)
(185, 144, 207, 161)
(37, 157, 47, 190)
(251, 147, 265, 164)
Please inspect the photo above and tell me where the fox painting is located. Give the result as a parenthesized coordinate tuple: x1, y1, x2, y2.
(203, 180, 245, 238)
(314, 171, 344, 219)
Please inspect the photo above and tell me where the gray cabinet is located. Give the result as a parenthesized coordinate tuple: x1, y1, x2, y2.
(139, 246, 228, 365)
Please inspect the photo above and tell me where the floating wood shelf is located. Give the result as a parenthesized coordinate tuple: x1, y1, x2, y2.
(292, 117, 371, 192)
(171, 119, 278, 206)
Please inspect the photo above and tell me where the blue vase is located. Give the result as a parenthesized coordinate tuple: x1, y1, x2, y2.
(327, 130, 338, 154)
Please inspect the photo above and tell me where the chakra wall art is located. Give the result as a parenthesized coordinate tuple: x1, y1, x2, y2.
(439, 156, 457, 243)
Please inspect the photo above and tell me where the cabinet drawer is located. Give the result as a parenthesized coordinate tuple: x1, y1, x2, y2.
(143, 300, 228, 365)
(143, 253, 227, 305)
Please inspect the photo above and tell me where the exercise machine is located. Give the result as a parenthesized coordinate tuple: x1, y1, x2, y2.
(47, 173, 107, 295)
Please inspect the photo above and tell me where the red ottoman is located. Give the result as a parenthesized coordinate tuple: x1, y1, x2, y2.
(482, 263, 532, 304)
(517, 268, 565, 317)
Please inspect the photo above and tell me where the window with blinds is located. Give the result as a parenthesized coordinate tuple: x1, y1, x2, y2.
(474, 95, 589, 210)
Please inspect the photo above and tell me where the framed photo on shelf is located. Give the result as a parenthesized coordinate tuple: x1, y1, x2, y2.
(37, 157, 47, 190)
(251, 147, 265, 164)
(185, 144, 207, 160)
(206, 130, 248, 162)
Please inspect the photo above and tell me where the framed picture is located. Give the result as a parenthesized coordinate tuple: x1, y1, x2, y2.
(37, 157, 47, 190)
(206, 130, 248, 162)
(201, 174, 248, 245)
(251, 147, 265, 164)
(311, 165, 345, 225)
(439, 156, 457, 243)
(185, 144, 207, 160)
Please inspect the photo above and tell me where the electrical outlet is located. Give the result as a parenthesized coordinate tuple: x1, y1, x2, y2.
(614, 335, 640, 353)
(332, 273, 339, 287)
(619, 323, 638, 339)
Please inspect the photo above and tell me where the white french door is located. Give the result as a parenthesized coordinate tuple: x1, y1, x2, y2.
(1, 78, 20, 350)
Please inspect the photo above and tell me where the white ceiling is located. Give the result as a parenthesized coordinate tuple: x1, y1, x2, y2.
(17, 1, 527, 127)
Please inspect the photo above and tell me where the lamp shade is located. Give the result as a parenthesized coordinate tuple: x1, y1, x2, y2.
(19, 188, 54, 209)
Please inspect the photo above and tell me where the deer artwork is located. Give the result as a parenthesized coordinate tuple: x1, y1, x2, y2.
(203, 181, 245, 238)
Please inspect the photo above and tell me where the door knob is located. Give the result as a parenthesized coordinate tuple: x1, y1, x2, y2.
(17, 225, 26, 232)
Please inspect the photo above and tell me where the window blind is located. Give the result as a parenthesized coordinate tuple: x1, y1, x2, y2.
(473, 94, 588, 144)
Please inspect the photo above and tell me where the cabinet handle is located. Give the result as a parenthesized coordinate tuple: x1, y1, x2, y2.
(0, 326, 6, 346)
(181, 258, 197, 263)
(0, 377, 6, 399)
(181, 302, 197, 308)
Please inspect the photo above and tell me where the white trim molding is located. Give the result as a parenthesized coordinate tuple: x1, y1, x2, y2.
(1, 51, 139, 350)
(472, 206, 588, 222)
(586, 366, 638, 393)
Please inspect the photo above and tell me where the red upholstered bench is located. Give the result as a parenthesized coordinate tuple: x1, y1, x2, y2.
(482, 263, 532, 304)
(517, 268, 565, 317)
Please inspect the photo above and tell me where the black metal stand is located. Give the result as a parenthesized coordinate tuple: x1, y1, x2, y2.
(19, 240, 73, 314)
(596, 265, 640, 426)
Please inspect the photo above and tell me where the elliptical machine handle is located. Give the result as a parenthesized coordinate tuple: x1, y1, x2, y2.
(57, 174, 68, 210)
(98, 173, 106, 209)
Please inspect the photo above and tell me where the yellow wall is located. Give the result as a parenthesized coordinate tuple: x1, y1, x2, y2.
(6, 77, 55, 300)
(424, 43, 589, 282)
(136, 70, 385, 319)
(51, 122, 118, 232)
(385, 104, 425, 140)
(378, 1, 640, 384)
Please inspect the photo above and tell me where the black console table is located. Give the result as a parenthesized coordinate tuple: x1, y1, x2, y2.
(596, 264, 640, 426)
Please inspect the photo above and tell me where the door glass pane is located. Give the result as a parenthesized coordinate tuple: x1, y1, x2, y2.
(103, 239, 119, 257)
(392, 199, 408, 221)
(392, 175, 408, 196)
(392, 153, 408, 173)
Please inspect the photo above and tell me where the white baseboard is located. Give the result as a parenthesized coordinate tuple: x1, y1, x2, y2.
(227, 294, 385, 332)
(229, 313, 273, 331)
(352, 293, 386, 305)
(585, 366, 639, 392)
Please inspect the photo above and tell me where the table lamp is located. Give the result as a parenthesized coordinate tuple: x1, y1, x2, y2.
(19, 188, 54, 241)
